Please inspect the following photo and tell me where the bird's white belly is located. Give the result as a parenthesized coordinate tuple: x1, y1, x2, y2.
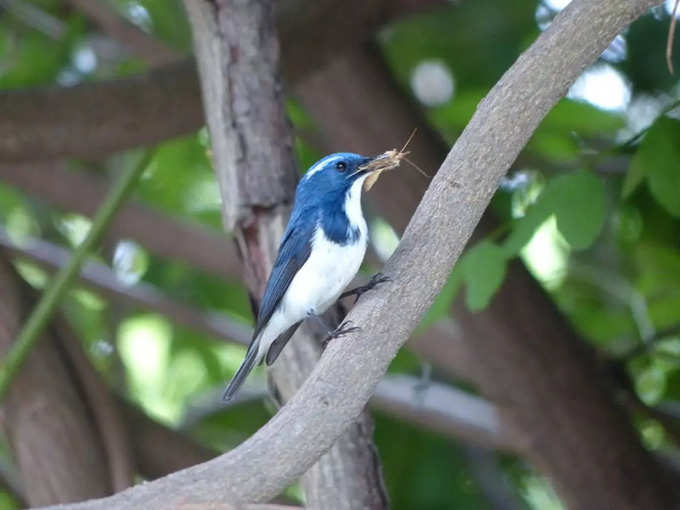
(283, 227, 366, 320)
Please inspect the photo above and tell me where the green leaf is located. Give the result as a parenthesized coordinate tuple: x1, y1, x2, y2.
(636, 117, 680, 217)
(544, 171, 606, 250)
(622, 152, 647, 198)
(502, 201, 551, 256)
(417, 266, 463, 331)
(503, 171, 605, 254)
(460, 241, 508, 311)
(636, 363, 666, 405)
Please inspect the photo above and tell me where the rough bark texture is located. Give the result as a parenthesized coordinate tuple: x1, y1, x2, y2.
(0, 257, 112, 506)
(269, 324, 389, 509)
(184, 1, 387, 508)
(36, 1, 675, 508)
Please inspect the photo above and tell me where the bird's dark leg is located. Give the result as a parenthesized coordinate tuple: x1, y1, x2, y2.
(308, 312, 334, 333)
(322, 320, 360, 347)
(339, 272, 391, 304)
(307, 311, 360, 347)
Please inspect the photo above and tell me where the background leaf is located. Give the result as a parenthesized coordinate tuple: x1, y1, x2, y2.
(460, 241, 508, 312)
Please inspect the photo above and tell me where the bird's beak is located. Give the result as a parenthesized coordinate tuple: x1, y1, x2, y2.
(352, 156, 380, 177)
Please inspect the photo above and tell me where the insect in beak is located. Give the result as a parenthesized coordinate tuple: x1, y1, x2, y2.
(353, 128, 429, 191)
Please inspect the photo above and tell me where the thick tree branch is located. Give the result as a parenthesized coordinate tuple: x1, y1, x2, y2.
(299, 35, 680, 508)
(52, 317, 135, 492)
(0, 0, 444, 162)
(35, 1, 670, 508)
(0, 256, 112, 506)
(372, 375, 508, 451)
(0, 61, 202, 162)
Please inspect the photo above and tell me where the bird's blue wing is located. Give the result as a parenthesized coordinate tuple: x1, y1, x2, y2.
(252, 218, 314, 339)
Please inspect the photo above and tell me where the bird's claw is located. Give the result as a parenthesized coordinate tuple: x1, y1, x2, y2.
(321, 320, 360, 347)
(340, 272, 391, 304)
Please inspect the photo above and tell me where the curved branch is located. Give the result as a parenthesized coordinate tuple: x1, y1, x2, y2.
(36, 1, 668, 508)
(0, 0, 444, 162)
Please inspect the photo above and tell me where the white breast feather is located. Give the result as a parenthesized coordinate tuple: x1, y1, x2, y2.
(255, 176, 369, 360)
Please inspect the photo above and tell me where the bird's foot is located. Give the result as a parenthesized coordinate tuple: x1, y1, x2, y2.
(321, 320, 360, 347)
(340, 272, 391, 304)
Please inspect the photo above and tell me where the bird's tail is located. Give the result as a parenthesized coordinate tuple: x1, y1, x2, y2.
(222, 339, 260, 401)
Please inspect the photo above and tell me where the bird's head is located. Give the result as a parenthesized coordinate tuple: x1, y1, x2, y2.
(296, 152, 377, 205)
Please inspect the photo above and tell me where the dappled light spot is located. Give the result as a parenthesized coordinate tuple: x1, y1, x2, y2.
(125, 1, 152, 30)
(618, 93, 669, 141)
(113, 239, 149, 286)
(666, 0, 680, 17)
(568, 63, 631, 112)
(73, 44, 97, 74)
(118, 314, 174, 422)
(521, 216, 569, 291)
(601, 35, 628, 63)
(370, 217, 400, 262)
(410, 60, 455, 107)
(56, 213, 92, 247)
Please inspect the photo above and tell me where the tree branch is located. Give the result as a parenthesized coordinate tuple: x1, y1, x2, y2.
(52, 317, 135, 492)
(299, 31, 680, 509)
(0, 256, 112, 506)
(0, 162, 242, 279)
(0, 228, 251, 346)
(35, 1, 670, 508)
(0, 61, 202, 162)
(0, 0, 444, 162)
(64, 0, 180, 65)
(0, 152, 151, 400)
(372, 375, 509, 451)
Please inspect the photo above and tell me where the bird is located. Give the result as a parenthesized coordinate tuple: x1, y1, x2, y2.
(223, 152, 388, 400)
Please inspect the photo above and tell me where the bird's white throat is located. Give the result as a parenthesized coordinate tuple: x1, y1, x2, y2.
(344, 175, 369, 238)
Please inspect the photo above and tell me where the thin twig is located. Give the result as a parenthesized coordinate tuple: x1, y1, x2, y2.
(618, 324, 680, 363)
(0, 151, 152, 400)
(667, 0, 680, 74)
(0, 228, 252, 346)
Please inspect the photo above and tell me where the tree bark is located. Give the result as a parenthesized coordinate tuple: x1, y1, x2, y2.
(184, 1, 387, 508)
(0, 256, 113, 506)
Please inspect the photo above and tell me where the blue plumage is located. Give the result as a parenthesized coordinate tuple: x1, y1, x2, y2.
(223, 152, 377, 400)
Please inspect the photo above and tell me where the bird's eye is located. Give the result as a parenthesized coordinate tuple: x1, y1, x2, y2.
(335, 161, 347, 172)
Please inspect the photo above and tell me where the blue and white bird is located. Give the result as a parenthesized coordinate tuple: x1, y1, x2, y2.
(223, 152, 386, 400)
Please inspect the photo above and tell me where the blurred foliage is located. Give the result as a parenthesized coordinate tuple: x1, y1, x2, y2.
(0, 1, 680, 509)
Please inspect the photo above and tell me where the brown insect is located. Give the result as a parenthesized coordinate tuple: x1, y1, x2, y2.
(355, 128, 430, 191)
